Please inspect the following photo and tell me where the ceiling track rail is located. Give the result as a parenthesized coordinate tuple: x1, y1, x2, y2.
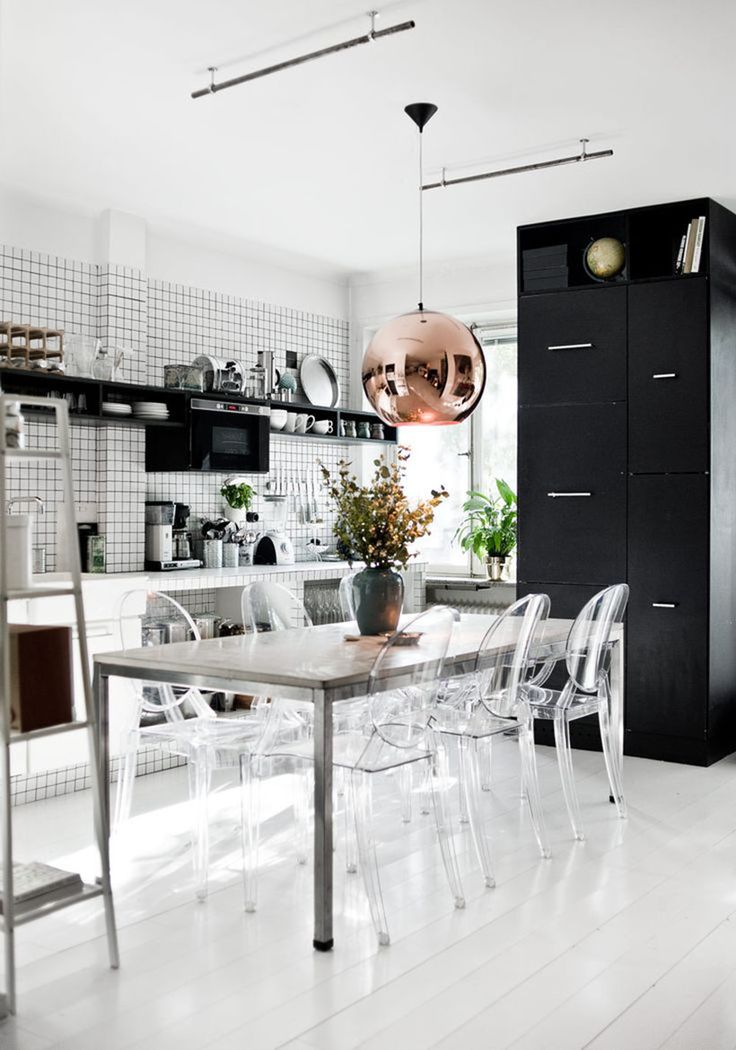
(423, 138, 614, 191)
(191, 12, 415, 100)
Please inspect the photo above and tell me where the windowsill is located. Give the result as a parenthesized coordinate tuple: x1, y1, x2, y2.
(426, 575, 517, 590)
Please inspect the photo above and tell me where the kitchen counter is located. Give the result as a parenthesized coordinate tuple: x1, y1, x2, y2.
(35, 560, 420, 592)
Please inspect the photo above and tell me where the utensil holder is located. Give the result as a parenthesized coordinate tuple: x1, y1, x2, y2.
(202, 539, 223, 569)
(222, 543, 239, 568)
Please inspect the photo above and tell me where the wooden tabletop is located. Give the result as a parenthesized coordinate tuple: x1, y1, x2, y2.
(94, 614, 591, 703)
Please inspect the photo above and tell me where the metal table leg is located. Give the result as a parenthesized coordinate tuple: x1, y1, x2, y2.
(312, 689, 334, 951)
(91, 664, 119, 968)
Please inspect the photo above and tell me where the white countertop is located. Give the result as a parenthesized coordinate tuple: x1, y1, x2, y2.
(34, 561, 425, 594)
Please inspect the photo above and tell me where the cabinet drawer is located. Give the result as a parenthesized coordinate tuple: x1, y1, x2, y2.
(627, 474, 709, 738)
(628, 279, 709, 473)
(518, 286, 627, 405)
(518, 403, 626, 583)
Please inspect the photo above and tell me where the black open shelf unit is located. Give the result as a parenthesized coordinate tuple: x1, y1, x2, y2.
(0, 369, 397, 447)
(518, 196, 711, 295)
(516, 196, 736, 766)
(270, 398, 397, 446)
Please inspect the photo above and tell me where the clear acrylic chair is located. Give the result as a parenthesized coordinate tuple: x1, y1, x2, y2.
(525, 583, 629, 840)
(338, 573, 357, 622)
(114, 589, 263, 903)
(430, 595, 551, 889)
(265, 605, 464, 946)
(338, 571, 420, 822)
(113, 590, 215, 832)
(239, 580, 318, 899)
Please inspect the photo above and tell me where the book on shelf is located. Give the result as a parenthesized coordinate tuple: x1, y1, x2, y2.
(691, 216, 706, 273)
(681, 220, 696, 274)
(0, 861, 83, 914)
(678, 216, 707, 274)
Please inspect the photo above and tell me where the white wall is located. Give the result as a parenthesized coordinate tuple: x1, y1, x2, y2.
(349, 256, 517, 328)
(0, 187, 98, 263)
(146, 226, 348, 318)
(0, 188, 349, 318)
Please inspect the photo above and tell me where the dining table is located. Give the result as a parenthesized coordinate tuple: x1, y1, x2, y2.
(93, 613, 624, 950)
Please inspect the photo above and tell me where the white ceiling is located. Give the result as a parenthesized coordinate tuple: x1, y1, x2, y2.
(1, 0, 735, 279)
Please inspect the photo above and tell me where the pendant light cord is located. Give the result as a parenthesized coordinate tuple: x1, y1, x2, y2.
(418, 128, 424, 312)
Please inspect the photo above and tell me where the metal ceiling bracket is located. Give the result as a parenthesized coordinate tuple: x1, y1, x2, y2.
(192, 11, 414, 99)
(423, 137, 614, 191)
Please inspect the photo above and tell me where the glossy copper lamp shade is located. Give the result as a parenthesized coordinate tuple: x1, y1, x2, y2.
(362, 309, 486, 426)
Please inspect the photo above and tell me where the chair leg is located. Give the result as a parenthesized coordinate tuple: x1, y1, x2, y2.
(113, 735, 139, 833)
(554, 715, 584, 841)
(429, 752, 466, 910)
(458, 738, 495, 888)
(188, 747, 212, 902)
(517, 721, 551, 859)
(294, 765, 313, 866)
(480, 737, 493, 791)
(338, 767, 358, 873)
(398, 765, 413, 824)
(351, 770, 391, 946)
(419, 763, 431, 816)
(598, 705, 626, 820)
(457, 746, 470, 825)
(239, 753, 260, 912)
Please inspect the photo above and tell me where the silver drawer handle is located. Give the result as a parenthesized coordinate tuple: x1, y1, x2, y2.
(652, 602, 678, 609)
(547, 342, 594, 351)
(652, 373, 678, 379)
(547, 491, 592, 498)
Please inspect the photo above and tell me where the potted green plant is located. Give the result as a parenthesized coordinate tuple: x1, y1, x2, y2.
(321, 449, 448, 635)
(220, 477, 255, 524)
(454, 478, 517, 580)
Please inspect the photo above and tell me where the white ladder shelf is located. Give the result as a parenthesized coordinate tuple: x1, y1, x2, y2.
(0, 393, 119, 1017)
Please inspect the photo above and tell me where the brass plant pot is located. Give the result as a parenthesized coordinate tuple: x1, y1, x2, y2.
(485, 555, 508, 581)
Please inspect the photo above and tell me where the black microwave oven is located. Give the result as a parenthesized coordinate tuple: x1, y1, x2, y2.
(146, 397, 270, 473)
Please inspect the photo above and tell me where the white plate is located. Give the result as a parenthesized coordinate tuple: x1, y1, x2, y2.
(300, 356, 340, 408)
(102, 404, 132, 414)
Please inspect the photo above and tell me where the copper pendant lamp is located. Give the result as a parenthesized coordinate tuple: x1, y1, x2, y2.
(362, 103, 486, 426)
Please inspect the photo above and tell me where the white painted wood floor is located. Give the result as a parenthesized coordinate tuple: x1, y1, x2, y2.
(2, 738, 736, 1050)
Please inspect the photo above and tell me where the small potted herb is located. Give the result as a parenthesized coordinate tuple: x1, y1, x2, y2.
(220, 477, 255, 525)
(454, 479, 517, 580)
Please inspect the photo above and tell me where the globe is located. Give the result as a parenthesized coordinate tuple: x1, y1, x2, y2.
(585, 237, 626, 281)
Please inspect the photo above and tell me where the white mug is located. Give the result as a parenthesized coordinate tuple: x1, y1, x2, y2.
(294, 413, 315, 434)
(312, 419, 333, 435)
(283, 413, 297, 433)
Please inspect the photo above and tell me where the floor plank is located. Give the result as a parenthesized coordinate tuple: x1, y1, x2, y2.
(0, 739, 733, 1049)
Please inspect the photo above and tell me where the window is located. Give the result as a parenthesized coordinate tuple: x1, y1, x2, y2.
(400, 325, 517, 576)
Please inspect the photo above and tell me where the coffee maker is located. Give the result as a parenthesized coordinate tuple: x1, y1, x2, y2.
(145, 501, 201, 571)
(172, 503, 193, 560)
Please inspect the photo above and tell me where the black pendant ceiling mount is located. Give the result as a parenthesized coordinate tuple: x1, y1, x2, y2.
(404, 102, 438, 132)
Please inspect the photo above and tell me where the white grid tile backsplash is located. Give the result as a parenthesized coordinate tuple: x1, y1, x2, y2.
(1, 244, 352, 571)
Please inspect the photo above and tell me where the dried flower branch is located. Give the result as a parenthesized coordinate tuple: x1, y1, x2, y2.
(320, 447, 448, 570)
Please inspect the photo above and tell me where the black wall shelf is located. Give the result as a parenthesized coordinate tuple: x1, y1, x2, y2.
(518, 196, 712, 296)
(0, 369, 397, 449)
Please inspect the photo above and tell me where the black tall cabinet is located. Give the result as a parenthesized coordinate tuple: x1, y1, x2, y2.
(517, 197, 736, 765)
